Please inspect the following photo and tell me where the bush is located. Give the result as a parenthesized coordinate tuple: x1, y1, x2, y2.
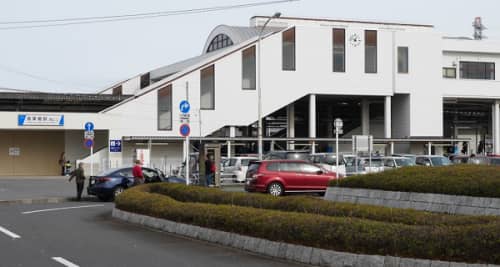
(331, 165, 500, 198)
(115, 185, 500, 264)
(148, 183, 499, 226)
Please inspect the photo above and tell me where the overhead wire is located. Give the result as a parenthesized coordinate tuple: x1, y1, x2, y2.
(0, 0, 299, 30)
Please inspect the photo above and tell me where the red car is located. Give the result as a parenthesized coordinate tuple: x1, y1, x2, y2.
(244, 160, 337, 196)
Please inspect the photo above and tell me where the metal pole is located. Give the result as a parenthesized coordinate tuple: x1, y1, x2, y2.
(186, 136, 190, 185)
(257, 13, 281, 160)
(90, 145, 94, 177)
(335, 130, 339, 179)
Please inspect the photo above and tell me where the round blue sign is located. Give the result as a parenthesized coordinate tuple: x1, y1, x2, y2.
(84, 138, 94, 148)
(179, 100, 190, 114)
(85, 122, 94, 131)
(179, 124, 190, 137)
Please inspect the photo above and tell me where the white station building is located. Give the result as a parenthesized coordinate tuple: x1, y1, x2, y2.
(1, 16, 500, 176)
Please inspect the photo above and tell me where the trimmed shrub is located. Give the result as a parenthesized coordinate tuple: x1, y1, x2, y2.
(331, 165, 500, 198)
(115, 186, 500, 264)
(148, 183, 499, 226)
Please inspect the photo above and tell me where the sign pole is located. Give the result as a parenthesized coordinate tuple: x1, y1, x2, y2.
(90, 145, 94, 177)
(186, 136, 190, 185)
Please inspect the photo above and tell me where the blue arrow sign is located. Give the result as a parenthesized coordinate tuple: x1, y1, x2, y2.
(85, 122, 94, 131)
(179, 100, 190, 114)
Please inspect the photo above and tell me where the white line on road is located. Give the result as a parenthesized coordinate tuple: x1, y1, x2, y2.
(0, 226, 21, 239)
(22, 204, 105, 214)
(52, 257, 79, 267)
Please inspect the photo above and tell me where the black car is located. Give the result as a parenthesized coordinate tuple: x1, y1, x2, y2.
(87, 167, 185, 201)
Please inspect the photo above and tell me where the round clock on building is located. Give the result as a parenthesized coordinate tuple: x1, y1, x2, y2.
(349, 33, 362, 47)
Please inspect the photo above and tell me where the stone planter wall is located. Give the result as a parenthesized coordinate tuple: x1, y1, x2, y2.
(113, 208, 498, 267)
(325, 187, 500, 216)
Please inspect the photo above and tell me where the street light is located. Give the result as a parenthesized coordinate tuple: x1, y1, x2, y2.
(334, 118, 343, 180)
(257, 12, 281, 160)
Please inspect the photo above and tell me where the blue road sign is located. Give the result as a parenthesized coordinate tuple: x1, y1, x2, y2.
(85, 122, 94, 131)
(179, 100, 190, 114)
(84, 138, 94, 148)
(109, 140, 122, 153)
(179, 124, 190, 137)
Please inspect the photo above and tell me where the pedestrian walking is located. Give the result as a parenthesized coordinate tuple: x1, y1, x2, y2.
(68, 162, 86, 201)
(132, 160, 144, 186)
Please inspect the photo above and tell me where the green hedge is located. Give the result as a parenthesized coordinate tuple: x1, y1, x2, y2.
(148, 183, 499, 226)
(116, 185, 500, 264)
(331, 165, 500, 198)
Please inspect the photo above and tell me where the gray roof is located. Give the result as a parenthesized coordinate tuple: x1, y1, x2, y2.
(150, 25, 284, 83)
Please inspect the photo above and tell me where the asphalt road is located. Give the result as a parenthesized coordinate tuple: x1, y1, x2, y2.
(0, 201, 307, 267)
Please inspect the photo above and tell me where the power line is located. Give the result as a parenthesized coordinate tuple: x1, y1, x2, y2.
(0, 0, 298, 30)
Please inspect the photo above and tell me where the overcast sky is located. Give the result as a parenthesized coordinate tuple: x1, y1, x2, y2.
(0, 0, 499, 93)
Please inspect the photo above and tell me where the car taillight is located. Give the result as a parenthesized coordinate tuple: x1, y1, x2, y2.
(97, 177, 111, 183)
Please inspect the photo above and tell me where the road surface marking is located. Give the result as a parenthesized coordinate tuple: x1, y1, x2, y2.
(22, 204, 105, 214)
(0, 226, 21, 239)
(52, 257, 79, 267)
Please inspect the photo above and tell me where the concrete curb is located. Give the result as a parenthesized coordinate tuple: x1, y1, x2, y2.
(0, 197, 70, 205)
(112, 208, 498, 267)
(325, 187, 500, 216)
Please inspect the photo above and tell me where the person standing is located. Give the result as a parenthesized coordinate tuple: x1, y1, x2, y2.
(68, 162, 85, 201)
(132, 160, 144, 186)
(205, 155, 214, 187)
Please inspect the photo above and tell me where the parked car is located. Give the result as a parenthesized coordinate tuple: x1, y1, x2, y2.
(263, 150, 310, 160)
(87, 167, 184, 201)
(309, 153, 346, 177)
(415, 155, 452, 166)
(448, 155, 470, 164)
(222, 157, 258, 183)
(244, 160, 337, 196)
(344, 156, 384, 176)
(383, 156, 416, 169)
(392, 154, 417, 164)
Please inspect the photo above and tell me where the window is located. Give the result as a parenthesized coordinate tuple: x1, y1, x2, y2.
(200, 65, 215, 110)
(365, 30, 377, 73)
(158, 85, 172, 130)
(242, 46, 256, 90)
(140, 73, 150, 89)
(280, 162, 301, 172)
(443, 67, 457, 78)
(282, 28, 296, 71)
(333, 29, 345, 72)
(398, 47, 409, 73)
(112, 85, 122, 96)
(206, 34, 234, 53)
(266, 163, 280, 171)
(301, 163, 322, 174)
(460, 62, 495, 80)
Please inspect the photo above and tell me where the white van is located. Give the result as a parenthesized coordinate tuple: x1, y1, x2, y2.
(223, 157, 258, 182)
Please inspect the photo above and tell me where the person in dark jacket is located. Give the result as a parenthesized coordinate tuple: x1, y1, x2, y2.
(68, 163, 86, 201)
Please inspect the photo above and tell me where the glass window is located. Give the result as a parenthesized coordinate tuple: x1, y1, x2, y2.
(241, 159, 254, 166)
(443, 67, 457, 78)
(200, 65, 215, 110)
(395, 158, 414, 166)
(301, 163, 322, 174)
(398, 47, 409, 73)
(206, 34, 234, 53)
(282, 28, 296, 71)
(140, 73, 150, 89)
(118, 168, 133, 178)
(266, 163, 280, 171)
(228, 159, 238, 166)
(365, 30, 377, 73)
(431, 157, 451, 166)
(280, 162, 301, 172)
(333, 29, 345, 72)
(158, 85, 172, 130)
(242, 46, 256, 90)
(460, 62, 495, 80)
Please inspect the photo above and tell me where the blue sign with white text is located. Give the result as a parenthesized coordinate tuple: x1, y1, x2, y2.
(109, 140, 122, 153)
(179, 100, 190, 114)
(85, 122, 94, 131)
(18, 114, 64, 126)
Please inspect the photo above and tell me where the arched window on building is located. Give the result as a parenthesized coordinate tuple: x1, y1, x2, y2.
(206, 34, 234, 53)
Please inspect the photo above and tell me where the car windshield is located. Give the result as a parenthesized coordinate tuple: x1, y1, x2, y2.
(228, 159, 238, 166)
(395, 158, 415, 166)
(247, 162, 261, 173)
(431, 157, 451, 166)
(360, 158, 383, 167)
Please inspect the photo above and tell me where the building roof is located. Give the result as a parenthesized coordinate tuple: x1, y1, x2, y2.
(0, 92, 132, 112)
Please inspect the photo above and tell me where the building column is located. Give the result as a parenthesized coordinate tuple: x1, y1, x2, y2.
(361, 99, 370, 135)
(309, 94, 317, 154)
(494, 101, 500, 154)
(287, 103, 295, 150)
(385, 96, 392, 139)
(228, 126, 236, 158)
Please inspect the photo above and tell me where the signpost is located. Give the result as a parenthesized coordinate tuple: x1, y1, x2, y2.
(84, 122, 95, 176)
(109, 140, 122, 153)
(179, 100, 191, 185)
(334, 118, 343, 182)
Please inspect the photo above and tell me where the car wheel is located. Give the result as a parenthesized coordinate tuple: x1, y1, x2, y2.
(113, 186, 125, 199)
(267, 182, 284, 197)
